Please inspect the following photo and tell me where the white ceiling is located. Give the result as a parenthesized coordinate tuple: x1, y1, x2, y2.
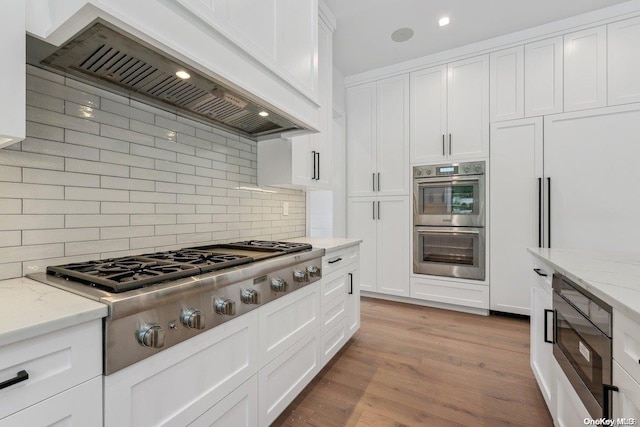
(326, 0, 631, 76)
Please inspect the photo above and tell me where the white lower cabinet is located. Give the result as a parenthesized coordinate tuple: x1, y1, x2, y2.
(0, 376, 102, 427)
(345, 263, 360, 340)
(613, 361, 640, 419)
(529, 262, 555, 412)
(258, 331, 320, 427)
(554, 361, 591, 426)
(410, 276, 489, 311)
(189, 376, 258, 427)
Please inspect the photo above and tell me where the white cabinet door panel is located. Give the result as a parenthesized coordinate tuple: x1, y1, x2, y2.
(376, 74, 409, 196)
(555, 361, 591, 426)
(613, 361, 640, 419)
(490, 118, 543, 315)
(225, 0, 277, 59)
(490, 46, 524, 122)
(189, 376, 258, 427)
(410, 65, 447, 164)
(608, 16, 640, 106)
(564, 26, 607, 112)
(347, 198, 377, 292)
(530, 275, 555, 411)
(525, 37, 563, 117)
(613, 309, 640, 384)
(345, 264, 360, 340)
(347, 84, 376, 197)
(277, 0, 317, 94)
(0, 0, 24, 147)
(447, 55, 489, 160)
(376, 197, 410, 297)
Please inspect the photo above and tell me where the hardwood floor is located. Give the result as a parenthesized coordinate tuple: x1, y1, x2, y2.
(272, 297, 553, 427)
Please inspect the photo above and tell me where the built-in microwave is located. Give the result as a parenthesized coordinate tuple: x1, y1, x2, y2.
(413, 162, 485, 227)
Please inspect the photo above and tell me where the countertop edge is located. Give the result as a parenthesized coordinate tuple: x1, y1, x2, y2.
(284, 237, 362, 252)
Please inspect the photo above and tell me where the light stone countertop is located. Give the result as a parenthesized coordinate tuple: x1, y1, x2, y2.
(528, 248, 640, 324)
(0, 277, 108, 347)
(284, 237, 362, 253)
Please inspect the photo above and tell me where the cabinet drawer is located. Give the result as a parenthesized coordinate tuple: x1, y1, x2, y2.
(258, 283, 320, 368)
(531, 258, 553, 291)
(321, 268, 348, 305)
(321, 293, 346, 336)
(258, 331, 320, 427)
(613, 309, 640, 383)
(0, 320, 101, 419)
(189, 376, 258, 427)
(323, 246, 359, 276)
(410, 277, 489, 309)
(321, 318, 347, 367)
(613, 360, 640, 419)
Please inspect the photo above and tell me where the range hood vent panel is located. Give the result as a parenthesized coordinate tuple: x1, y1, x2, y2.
(40, 23, 302, 139)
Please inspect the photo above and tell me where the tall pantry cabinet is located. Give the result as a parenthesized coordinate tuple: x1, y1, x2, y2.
(346, 75, 410, 297)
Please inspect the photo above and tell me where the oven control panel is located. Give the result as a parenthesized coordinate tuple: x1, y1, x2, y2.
(414, 161, 485, 178)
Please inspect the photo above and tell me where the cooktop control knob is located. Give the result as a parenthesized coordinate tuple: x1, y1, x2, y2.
(241, 288, 260, 304)
(214, 297, 236, 315)
(181, 309, 205, 330)
(271, 277, 287, 292)
(306, 265, 321, 278)
(293, 269, 307, 283)
(137, 324, 165, 348)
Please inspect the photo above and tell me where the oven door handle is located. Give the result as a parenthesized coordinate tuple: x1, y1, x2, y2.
(415, 227, 480, 236)
(603, 384, 619, 420)
(414, 176, 482, 185)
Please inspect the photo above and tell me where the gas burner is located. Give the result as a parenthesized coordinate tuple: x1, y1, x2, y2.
(47, 256, 200, 293)
(207, 240, 312, 253)
(140, 250, 253, 272)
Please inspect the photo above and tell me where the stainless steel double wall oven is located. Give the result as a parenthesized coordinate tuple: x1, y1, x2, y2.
(413, 161, 486, 280)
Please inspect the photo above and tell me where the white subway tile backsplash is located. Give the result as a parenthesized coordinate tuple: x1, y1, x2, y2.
(65, 187, 129, 202)
(23, 228, 100, 245)
(65, 215, 129, 228)
(66, 129, 129, 153)
(23, 200, 100, 214)
(66, 239, 129, 257)
(65, 158, 129, 178)
(100, 225, 154, 239)
(101, 176, 155, 191)
(100, 151, 154, 169)
(0, 67, 304, 280)
(0, 150, 65, 171)
(101, 202, 155, 214)
(24, 168, 100, 188)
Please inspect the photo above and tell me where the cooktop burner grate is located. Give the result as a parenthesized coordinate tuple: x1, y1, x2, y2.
(208, 240, 312, 253)
(139, 250, 253, 272)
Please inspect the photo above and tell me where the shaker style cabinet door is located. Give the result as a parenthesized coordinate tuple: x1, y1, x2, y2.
(376, 74, 410, 196)
(447, 54, 489, 160)
(608, 16, 640, 106)
(612, 361, 640, 419)
(375, 196, 410, 297)
(525, 36, 563, 117)
(530, 271, 555, 411)
(490, 46, 524, 122)
(347, 83, 377, 197)
(564, 26, 607, 112)
(347, 197, 377, 292)
(490, 118, 543, 315)
(410, 65, 448, 164)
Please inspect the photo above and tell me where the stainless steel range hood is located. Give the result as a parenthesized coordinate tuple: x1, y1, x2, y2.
(29, 22, 306, 140)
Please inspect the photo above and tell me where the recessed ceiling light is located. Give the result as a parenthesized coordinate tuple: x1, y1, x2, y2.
(439, 17, 450, 27)
(175, 70, 191, 79)
(391, 27, 414, 43)
(258, 111, 269, 117)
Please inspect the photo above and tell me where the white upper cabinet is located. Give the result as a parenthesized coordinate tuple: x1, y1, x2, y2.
(410, 55, 489, 164)
(608, 16, 640, 106)
(410, 65, 448, 164)
(490, 46, 524, 122)
(0, 0, 25, 148)
(347, 75, 409, 197)
(564, 26, 607, 112)
(525, 36, 563, 117)
(448, 55, 490, 160)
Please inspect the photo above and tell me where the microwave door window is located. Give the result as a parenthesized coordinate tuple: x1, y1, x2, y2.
(422, 234, 475, 266)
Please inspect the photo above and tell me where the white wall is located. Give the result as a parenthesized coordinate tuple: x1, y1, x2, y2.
(0, 66, 306, 280)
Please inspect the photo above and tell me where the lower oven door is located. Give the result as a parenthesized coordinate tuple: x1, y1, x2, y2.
(553, 291, 612, 418)
(413, 226, 485, 280)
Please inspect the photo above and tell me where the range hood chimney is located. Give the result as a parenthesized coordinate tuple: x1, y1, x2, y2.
(29, 22, 307, 140)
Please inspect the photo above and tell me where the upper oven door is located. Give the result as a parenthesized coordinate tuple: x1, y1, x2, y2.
(413, 175, 485, 226)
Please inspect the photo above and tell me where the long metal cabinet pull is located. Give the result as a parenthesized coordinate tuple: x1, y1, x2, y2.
(442, 134, 445, 156)
(377, 173, 380, 191)
(449, 134, 452, 155)
(312, 151, 317, 180)
(0, 370, 29, 390)
(348, 272, 353, 295)
(538, 178, 542, 247)
(543, 309, 554, 344)
(603, 384, 619, 420)
(372, 173, 375, 192)
(547, 177, 551, 248)
(372, 201, 375, 220)
(316, 152, 320, 181)
(377, 201, 380, 220)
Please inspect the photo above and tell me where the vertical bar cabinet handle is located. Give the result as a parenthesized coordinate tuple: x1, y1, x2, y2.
(377, 173, 380, 192)
(372, 173, 375, 192)
(547, 177, 551, 248)
(603, 384, 619, 420)
(372, 201, 375, 220)
(348, 272, 353, 295)
(316, 152, 320, 181)
(377, 201, 381, 220)
(312, 151, 317, 180)
(538, 177, 542, 248)
(442, 134, 445, 156)
(449, 134, 452, 155)
(543, 309, 554, 344)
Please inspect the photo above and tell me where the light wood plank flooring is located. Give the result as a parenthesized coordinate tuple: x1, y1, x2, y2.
(272, 297, 553, 426)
